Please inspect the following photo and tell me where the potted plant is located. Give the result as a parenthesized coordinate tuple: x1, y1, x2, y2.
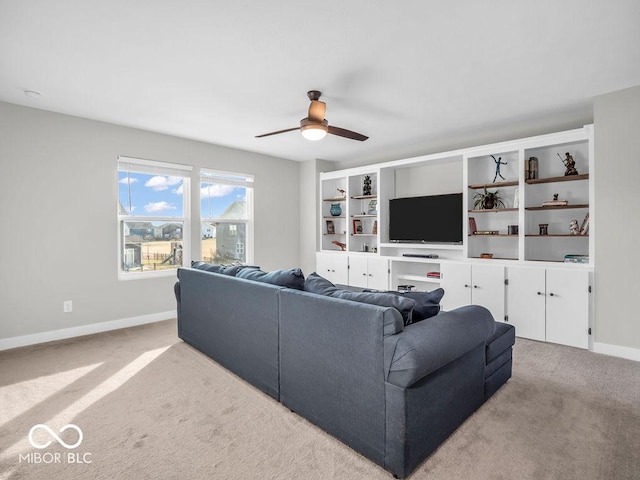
(473, 187, 505, 210)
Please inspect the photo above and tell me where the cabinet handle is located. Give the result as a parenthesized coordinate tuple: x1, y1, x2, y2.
(537, 291, 544, 295)
(368, 274, 372, 277)
(473, 285, 479, 289)
(464, 284, 470, 288)
(549, 292, 555, 297)
(362, 273, 366, 276)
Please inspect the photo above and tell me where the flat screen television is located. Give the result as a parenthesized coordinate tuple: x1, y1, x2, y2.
(389, 193, 463, 244)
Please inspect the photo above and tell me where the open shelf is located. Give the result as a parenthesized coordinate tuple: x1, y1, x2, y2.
(525, 173, 589, 185)
(350, 194, 378, 200)
(469, 208, 518, 213)
(468, 180, 519, 189)
(469, 234, 518, 237)
(525, 204, 589, 211)
(525, 234, 589, 237)
(396, 274, 441, 284)
(351, 214, 377, 218)
(351, 233, 377, 237)
(323, 197, 347, 202)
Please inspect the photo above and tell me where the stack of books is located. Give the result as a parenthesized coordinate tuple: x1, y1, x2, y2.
(564, 255, 589, 264)
(543, 199, 569, 207)
(426, 271, 441, 279)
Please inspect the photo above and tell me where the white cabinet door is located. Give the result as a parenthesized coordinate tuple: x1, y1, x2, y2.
(472, 264, 506, 322)
(440, 263, 472, 311)
(546, 269, 589, 349)
(316, 253, 349, 285)
(507, 266, 546, 341)
(347, 256, 389, 290)
(367, 257, 389, 291)
(348, 255, 369, 289)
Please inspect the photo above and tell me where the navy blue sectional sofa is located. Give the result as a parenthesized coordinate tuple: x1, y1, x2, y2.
(175, 266, 514, 478)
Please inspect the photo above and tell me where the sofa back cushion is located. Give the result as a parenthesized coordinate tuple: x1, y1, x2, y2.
(364, 288, 445, 324)
(191, 261, 225, 273)
(236, 267, 305, 290)
(191, 261, 257, 276)
(304, 273, 416, 325)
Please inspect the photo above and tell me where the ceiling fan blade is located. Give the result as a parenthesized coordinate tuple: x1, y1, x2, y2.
(327, 125, 369, 141)
(255, 127, 300, 138)
(308, 100, 326, 123)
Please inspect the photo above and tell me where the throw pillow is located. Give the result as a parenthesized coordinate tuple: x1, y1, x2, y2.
(191, 261, 225, 273)
(363, 288, 444, 324)
(236, 267, 305, 290)
(222, 265, 259, 276)
(305, 273, 416, 325)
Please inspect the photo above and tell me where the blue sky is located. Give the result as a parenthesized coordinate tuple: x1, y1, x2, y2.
(118, 172, 246, 218)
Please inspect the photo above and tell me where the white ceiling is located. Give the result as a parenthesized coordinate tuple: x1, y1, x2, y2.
(1, 1, 639, 164)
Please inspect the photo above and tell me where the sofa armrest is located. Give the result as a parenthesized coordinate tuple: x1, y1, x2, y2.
(384, 305, 496, 388)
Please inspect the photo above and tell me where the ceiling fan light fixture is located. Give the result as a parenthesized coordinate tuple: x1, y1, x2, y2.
(300, 118, 328, 141)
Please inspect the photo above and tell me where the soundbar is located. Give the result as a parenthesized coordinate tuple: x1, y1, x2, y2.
(402, 253, 439, 259)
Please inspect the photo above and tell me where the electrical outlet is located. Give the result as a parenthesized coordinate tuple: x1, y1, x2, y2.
(63, 300, 73, 313)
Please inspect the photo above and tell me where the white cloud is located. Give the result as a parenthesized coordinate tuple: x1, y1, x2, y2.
(201, 184, 235, 199)
(144, 201, 177, 213)
(145, 176, 182, 191)
(173, 184, 183, 196)
(119, 177, 139, 184)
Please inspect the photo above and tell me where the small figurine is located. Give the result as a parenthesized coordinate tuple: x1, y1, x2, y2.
(553, 193, 559, 201)
(363, 175, 372, 196)
(331, 240, 346, 251)
(337, 188, 346, 198)
(491, 155, 507, 183)
(569, 219, 580, 235)
(558, 152, 578, 176)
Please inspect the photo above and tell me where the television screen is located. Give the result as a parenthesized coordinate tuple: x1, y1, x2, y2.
(389, 193, 463, 244)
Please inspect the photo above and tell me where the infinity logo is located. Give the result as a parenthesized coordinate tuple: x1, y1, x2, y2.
(28, 424, 83, 449)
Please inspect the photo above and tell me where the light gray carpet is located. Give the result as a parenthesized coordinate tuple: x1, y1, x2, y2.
(1, 320, 639, 480)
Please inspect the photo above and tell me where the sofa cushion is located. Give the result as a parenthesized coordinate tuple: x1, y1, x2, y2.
(191, 261, 258, 276)
(305, 273, 416, 325)
(486, 322, 515, 363)
(191, 261, 225, 273)
(236, 267, 305, 290)
(365, 288, 444, 324)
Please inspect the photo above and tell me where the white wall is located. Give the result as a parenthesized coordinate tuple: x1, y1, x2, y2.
(0, 102, 300, 340)
(593, 85, 640, 351)
(394, 161, 463, 197)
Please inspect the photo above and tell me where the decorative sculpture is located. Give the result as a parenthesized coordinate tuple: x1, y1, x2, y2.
(558, 152, 578, 176)
(491, 155, 507, 183)
(363, 175, 372, 196)
(337, 188, 346, 198)
(331, 240, 346, 251)
(569, 219, 580, 235)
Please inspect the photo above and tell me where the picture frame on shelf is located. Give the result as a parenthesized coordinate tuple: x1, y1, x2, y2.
(353, 219, 363, 234)
(579, 212, 589, 235)
(326, 220, 335, 235)
(469, 217, 477, 234)
(372, 220, 378, 235)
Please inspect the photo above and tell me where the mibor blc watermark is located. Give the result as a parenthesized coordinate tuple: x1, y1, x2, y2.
(19, 424, 93, 464)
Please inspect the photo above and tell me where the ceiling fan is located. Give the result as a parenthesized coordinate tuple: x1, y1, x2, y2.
(255, 90, 368, 142)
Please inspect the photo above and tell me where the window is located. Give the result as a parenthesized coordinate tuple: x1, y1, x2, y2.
(200, 169, 254, 264)
(117, 156, 191, 278)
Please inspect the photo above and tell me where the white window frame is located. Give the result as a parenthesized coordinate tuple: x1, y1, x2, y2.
(200, 168, 254, 265)
(117, 156, 192, 280)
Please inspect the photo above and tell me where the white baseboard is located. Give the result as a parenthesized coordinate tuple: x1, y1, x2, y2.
(592, 342, 640, 362)
(0, 311, 175, 352)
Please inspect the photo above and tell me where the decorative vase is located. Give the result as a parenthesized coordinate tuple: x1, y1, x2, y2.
(330, 203, 342, 216)
(483, 197, 495, 209)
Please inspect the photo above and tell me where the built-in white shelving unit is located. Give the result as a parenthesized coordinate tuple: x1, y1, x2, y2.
(318, 125, 595, 350)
